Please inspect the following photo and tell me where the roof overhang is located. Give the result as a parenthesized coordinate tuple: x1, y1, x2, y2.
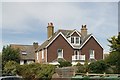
(79, 34, 103, 49)
(69, 29, 81, 37)
(46, 32, 74, 48)
(45, 31, 103, 50)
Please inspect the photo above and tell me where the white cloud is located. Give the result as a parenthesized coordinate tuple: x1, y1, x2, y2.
(2, 2, 118, 52)
(3, 2, 117, 31)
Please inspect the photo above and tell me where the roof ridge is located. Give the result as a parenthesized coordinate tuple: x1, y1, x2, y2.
(10, 44, 33, 46)
(58, 29, 74, 31)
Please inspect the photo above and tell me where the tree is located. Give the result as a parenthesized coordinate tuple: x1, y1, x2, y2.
(106, 33, 120, 73)
(108, 33, 120, 52)
(2, 45, 20, 69)
(3, 61, 19, 76)
(88, 60, 108, 73)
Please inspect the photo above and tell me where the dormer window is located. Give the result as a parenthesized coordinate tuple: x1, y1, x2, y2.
(22, 51, 27, 55)
(71, 36, 80, 45)
(76, 37, 79, 44)
(71, 37, 74, 43)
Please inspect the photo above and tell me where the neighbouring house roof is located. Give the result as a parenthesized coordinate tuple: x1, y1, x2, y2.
(10, 44, 37, 60)
(36, 29, 95, 51)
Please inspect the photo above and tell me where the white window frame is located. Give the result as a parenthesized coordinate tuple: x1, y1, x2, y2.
(71, 37, 74, 44)
(21, 51, 27, 55)
(89, 49, 95, 59)
(57, 49, 63, 58)
(36, 52, 39, 60)
(71, 36, 80, 45)
(42, 50, 44, 59)
(76, 37, 80, 44)
(73, 50, 79, 60)
(80, 55, 85, 60)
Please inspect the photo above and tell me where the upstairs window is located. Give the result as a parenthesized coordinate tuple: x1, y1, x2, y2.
(71, 37, 80, 45)
(71, 37, 74, 43)
(22, 51, 27, 55)
(89, 49, 95, 59)
(76, 37, 79, 44)
(57, 49, 63, 58)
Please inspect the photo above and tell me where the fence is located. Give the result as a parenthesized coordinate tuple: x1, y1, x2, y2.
(75, 72, 120, 77)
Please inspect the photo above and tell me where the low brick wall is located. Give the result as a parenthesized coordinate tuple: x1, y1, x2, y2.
(55, 67, 75, 78)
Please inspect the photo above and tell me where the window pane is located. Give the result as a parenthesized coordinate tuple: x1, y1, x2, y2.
(76, 37, 79, 44)
(37, 52, 39, 60)
(71, 37, 74, 43)
(42, 50, 44, 59)
(21, 51, 27, 55)
(90, 50, 94, 59)
(57, 49, 63, 58)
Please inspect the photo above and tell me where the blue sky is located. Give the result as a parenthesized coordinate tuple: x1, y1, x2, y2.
(1, 1, 119, 52)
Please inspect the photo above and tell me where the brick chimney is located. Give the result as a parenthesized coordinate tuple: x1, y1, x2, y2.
(33, 42, 38, 49)
(81, 24, 87, 37)
(47, 22, 54, 38)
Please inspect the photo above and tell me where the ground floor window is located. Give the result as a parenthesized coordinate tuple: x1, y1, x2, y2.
(89, 49, 95, 59)
(57, 49, 63, 58)
(36, 52, 39, 60)
(42, 50, 44, 59)
(74, 50, 79, 59)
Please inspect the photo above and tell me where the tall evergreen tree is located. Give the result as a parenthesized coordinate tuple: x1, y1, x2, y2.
(2, 45, 20, 71)
(106, 33, 120, 73)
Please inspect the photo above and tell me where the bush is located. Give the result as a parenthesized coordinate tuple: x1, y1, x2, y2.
(3, 61, 19, 76)
(58, 60, 72, 68)
(75, 62, 89, 73)
(75, 62, 83, 66)
(88, 60, 108, 73)
(77, 66, 85, 73)
(17, 63, 55, 80)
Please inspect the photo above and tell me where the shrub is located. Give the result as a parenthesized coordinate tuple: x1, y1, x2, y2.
(58, 60, 72, 68)
(75, 62, 89, 73)
(75, 62, 83, 66)
(17, 63, 55, 80)
(77, 66, 85, 73)
(3, 61, 19, 76)
(88, 60, 108, 73)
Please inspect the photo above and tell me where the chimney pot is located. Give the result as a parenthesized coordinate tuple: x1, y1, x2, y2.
(81, 24, 87, 37)
(50, 22, 53, 26)
(48, 22, 53, 26)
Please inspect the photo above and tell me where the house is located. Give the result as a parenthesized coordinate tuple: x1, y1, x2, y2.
(35, 23, 103, 65)
(10, 42, 39, 65)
